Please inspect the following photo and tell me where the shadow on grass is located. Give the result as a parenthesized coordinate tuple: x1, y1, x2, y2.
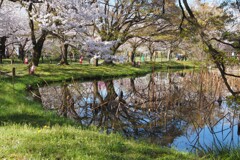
(6, 129, 190, 160)
(0, 86, 78, 128)
(0, 112, 78, 128)
(0, 97, 12, 106)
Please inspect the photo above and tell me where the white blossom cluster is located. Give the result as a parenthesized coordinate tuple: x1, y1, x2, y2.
(0, 1, 30, 48)
(29, 0, 115, 58)
(82, 37, 115, 54)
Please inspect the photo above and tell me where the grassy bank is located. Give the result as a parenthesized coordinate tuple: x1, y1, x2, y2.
(0, 125, 197, 159)
(0, 61, 201, 84)
(0, 61, 201, 159)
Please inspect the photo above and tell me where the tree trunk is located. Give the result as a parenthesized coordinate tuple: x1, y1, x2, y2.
(32, 31, 48, 66)
(111, 45, 119, 55)
(94, 58, 99, 66)
(127, 51, 131, 62)
(111, 40, 124, 55)
(93, 81, 104, 102)
(167, 48, 172, 61)
(102, 40, 125, 64)
(105, 80, 118, 100)
(19, 44, 25, 62)
(60, 83, 79, 119)
(131, 47, 136, 63)
(0, 36, 7, 63)
(150, 51, 154, 62)
(28, 3, 48, 67)
(148, 73, 156, 108)
(61, 84, 68, 117)
(32, 47, 42, 66)
(60, 44, 69, 65)
(19, 38, 28, 62)
(102, 44, 120, 64)
(130, 78, 137, 93)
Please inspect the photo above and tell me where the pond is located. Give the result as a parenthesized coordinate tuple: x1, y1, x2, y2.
(38, 69, 240, 152)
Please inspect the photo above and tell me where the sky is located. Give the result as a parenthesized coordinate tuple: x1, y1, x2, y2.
(188, 0, 220, 5)
(189, 0, 237, 5)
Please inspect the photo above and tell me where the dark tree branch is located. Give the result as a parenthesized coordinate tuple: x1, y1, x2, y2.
(162, 0, 165, 14)
(0, 0, 3, 8)
(203, 40, 240, 96)
(182, 0, 195, 19)
(27, 2, 36, 45)
(178, 0, 186, 32)
(210, 38, 240, 49)
(236, 0, 240, 11)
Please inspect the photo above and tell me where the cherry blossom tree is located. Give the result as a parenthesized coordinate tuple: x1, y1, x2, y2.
(0, 1, 30, 62)
(127, 38, 145, 63)
(92, 0, 168, 55)
(27, 0, 115, 65)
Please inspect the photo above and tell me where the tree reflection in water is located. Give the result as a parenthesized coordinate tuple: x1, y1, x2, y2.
(39, 69, 240, 152)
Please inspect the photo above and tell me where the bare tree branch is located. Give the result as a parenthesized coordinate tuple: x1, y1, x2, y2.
(178, 0, 186, 31)
(0, 0, 4, 8)
(182, 0, 195, 18)
(211, 38, 240, 49)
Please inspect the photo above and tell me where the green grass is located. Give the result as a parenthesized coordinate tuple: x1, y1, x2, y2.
(0, 60, 202, 159)
(198, 146, 240, 160)
(0, 124, 198, 159)
(0, 60, 201, 84)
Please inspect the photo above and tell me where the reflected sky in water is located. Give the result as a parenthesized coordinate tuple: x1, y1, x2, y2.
(174, 101, 240, 151)
(39, 69, 240, 152)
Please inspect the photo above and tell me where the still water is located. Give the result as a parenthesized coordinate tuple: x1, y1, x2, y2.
(39, 69, 240, 152)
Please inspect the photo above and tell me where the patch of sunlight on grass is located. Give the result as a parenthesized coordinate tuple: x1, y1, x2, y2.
(0, 125, 197, 159)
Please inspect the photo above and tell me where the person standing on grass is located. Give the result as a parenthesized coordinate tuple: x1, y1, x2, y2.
(79, 55, 83, 64)
(30, 65, 35, 74)
(141, 54, 145, 62)
(24, 57, 28, 64)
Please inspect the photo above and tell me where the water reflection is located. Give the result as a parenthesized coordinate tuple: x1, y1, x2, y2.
(39, 69, 240, 152)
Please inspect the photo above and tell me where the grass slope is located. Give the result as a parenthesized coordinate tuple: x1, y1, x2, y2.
(0, 61, 201, 159)
(0, 125, 197, 160)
